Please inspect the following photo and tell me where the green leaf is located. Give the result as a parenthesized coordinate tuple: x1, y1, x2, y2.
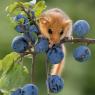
(0, 52, 31, 91)
(33, 1, 47, 17)
(0, 60, 3, 77)
(6, 2, 25, 17)
(0, 90, 3, 95)
(1, 52, 20, 73)
(17, 18, 25, 24)
(0, 60, 2, 71)
(6, 2, 19, 14)
(0, 63, 30, 91)
(0, 90, 9, 95)
(23, 2, 31, 8)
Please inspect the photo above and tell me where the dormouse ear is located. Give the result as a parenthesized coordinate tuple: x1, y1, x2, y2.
(63, 20, 72, 27)
(39, 15, 50, 24)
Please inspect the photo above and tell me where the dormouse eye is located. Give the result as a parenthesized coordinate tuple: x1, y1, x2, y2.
(60, 30, 64, 35)
(48, 29, 52, 34)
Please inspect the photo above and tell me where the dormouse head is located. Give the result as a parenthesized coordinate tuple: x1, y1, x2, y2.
(39, 8, 71, 45)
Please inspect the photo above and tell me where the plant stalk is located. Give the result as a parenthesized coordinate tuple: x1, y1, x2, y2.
(45, 54, 50, 95)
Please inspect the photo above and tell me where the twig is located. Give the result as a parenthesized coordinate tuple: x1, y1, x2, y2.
(18, 3, 38, 83)
(19, 3, 41, 34)
(60, 38, 95, 45)
(28, 47, 36, 84)
(31, 53, 36, 84)
(45, 54, 50, 95)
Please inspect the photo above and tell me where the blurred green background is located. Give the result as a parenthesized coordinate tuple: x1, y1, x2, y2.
(0, 0, 95, 95)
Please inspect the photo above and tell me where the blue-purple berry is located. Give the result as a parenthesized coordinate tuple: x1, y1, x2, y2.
(15, 25, 26, 33)
(29, 25, 39, 33)
(11, 36, 28, 53)
(47, 45, 64, 64)
(15, 14, 29, 24)
(15, 24, 29, 33)
(73, 46, 91, 62)
(11, 88, 22, 95)
(35, 37, 49, 53)
(73, 20, 90, 37)
(14, 14, 29, 33)
(46, 75, 64, 93)
(22, 84, 38, 95)
(15, 14, 24, 21)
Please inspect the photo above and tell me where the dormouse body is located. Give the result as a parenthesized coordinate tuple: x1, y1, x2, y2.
(38, 8, 72, 75)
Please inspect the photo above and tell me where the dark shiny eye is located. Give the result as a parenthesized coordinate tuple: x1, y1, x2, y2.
(60, 30, 64, 35)
(48, 29, 52, 34)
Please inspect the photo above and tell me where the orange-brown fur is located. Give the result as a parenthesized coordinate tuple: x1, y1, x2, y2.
(38, 8, 72, 75)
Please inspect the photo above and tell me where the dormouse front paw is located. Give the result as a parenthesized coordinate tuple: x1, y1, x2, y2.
(64, 36, 73, 40)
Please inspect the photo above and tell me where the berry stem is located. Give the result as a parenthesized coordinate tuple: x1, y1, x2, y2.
(28, 47, 36, 84)
(32, 53, 36, 84)
(45, 54, 50, 95)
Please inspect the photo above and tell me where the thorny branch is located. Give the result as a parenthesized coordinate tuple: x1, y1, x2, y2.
(60, 38, 95, 45)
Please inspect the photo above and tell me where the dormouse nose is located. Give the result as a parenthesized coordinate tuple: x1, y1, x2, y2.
(50, 34, 60, 44)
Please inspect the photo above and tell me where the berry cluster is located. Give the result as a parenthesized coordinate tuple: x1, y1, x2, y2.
(46, 75, 64, 93)
(11, 10, 64, 94)
(11, 13, 38, 53)
(11, 84, 38, 95)
(11, 13, 64, 64)
(11, 75, 64, 95)
(73, 20, 91, 62)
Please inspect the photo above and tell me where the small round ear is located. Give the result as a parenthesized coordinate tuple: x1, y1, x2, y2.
(63, 20, 72, 27)
(39, 15, 50, 24)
